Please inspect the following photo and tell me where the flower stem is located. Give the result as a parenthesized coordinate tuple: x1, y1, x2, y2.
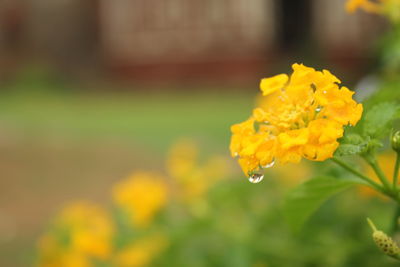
(331, 157, 385, 193)
(393, 152, 400, 190)
(364, 154, 393, 192)
(391, 204, 400, 234)
(367, 217, 377, 232)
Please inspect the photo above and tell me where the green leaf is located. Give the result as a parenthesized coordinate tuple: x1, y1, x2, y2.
(335, 133, 368, 156)
(334, 144, 365, 157)
(341, 133, 364, 144)
(363, 102, 399, 138)
(284, 177, 359, 233)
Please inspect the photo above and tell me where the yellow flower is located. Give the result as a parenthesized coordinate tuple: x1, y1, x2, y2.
(166, 139, 230, 202)
(60, 202, 114, 259)
(37, 202, 114, 267)
(230, 63, 363, 176)
(181, 156, 229, 201)
(346, 0, 400, 24)
(113, 234, 167, 267)
(59, 252, 92, 267)
(346, 0, 382, 13)
(359, 152, 399, 199)
(37, 250, 92, 267)
(112, 172, 168, 228)
(166, 138, 198, 181)
(271, 162, 312, 188)
(37, 234, 63, 267)
(260, 73, 288, 96)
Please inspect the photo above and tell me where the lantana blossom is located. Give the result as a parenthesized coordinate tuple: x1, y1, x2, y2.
(37, 202, 114, 266)
(230, 63, 363, 176)
(112, 172, 168, 228)
(346, 0, 382, 13)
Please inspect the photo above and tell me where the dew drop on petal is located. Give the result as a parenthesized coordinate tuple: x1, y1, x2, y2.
(262, 159, 275, 169)
(248, 173, 264, 184)
(315, 106, 322, 112)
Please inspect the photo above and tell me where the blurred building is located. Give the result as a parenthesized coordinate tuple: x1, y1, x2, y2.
(0, 0, 385, 84)
(100, 0, 275, 82)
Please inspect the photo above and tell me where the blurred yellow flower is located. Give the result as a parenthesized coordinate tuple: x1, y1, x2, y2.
(37, 250, 92, 267)
(166, 138, 198, 181)
(112, 172, 168, 228)
(271, 162, 312, 188)
(359, 152, 399, 199)
(230, 63, 363, 176)
(37, 201, 114, 267)
(345, 0, 400, 22)
(166, 139, 230, 202)
(59, 253, 91, 267)
(61, 202, 114, 258)
(346, 0, 381, 13)
(113, 234, 167, 267)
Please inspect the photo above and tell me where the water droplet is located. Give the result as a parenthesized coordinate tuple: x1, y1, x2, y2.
(262, 160, 275, 168)
(323, 90, 327, 94)
(248, 173, 264, 184)
(315, 106, 322, 112)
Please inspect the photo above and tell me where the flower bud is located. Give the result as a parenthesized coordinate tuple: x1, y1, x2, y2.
(373, 230, 400, 256)
(367, 218, 400, 257)
(391, 131, 400, 153)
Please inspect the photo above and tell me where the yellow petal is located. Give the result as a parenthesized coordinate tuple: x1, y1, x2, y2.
(278, 128, 309, 150)
(260, 74, 288, 96)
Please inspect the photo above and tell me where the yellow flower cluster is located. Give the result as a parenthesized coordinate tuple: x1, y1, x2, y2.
(346, 0, 382, 13)
(37, 140, 230, 267)
(112, 172, 168, 228)
(113, 234, 167, 267)
(346, 0, 400, 19)
(37, 202, 114, 267)
(230, 63, 363, 176)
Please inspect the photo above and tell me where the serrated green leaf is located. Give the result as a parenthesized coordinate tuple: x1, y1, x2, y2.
(341, 133, 364, 144)
(335, 133, 368, 156)
(363, 102, 399, 138)
(334, 144, 365, 156)
(284, 177, 359, 233)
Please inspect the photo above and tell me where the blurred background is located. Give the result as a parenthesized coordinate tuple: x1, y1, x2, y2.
(0, 0, 393, 266)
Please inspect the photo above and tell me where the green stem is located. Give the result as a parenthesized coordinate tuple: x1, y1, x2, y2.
(331, 157, 385, 193)
(391, 204, 400, 234)
(367, 217, 377, 232)
(364, 155, 392, 192)
(393, 152, 400, 190)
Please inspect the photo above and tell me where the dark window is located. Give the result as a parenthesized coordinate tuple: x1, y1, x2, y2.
(278, 0, 312, 51)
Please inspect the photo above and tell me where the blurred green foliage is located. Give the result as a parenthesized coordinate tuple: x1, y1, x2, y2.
(4, 80, 396, 266)
(3, 44, 400, 266)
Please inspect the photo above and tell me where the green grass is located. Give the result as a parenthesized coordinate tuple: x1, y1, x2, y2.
(0, 89, 254, 152)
